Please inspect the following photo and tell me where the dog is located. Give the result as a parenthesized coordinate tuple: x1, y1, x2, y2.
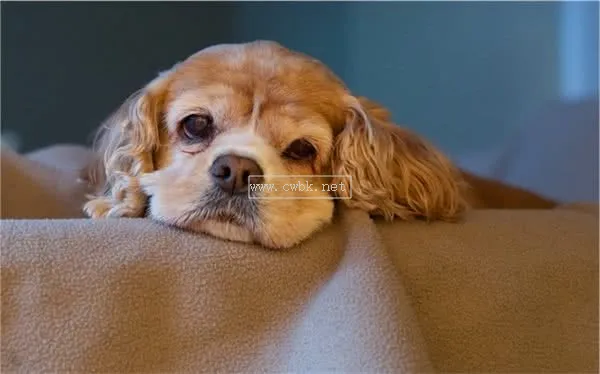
(83, 40, 556, 249)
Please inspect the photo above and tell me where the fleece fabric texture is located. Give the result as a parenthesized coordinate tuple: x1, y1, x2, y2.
(1, 145, 598, 373)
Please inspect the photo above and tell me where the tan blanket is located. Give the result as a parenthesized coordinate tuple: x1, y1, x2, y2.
(1, 146, 598, 373)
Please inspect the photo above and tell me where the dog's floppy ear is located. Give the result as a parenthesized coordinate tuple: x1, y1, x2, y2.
(331, 96, 468, 221)
(83, 71, 171, 218)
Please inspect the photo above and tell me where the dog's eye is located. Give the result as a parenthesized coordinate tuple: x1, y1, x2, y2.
(180, 114, 214, 141)
(283, 139, 317, 161)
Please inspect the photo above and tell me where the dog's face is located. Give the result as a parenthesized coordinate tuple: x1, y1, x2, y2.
(85, 41, 467, 249)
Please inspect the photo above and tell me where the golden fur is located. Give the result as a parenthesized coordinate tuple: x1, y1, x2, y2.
(84, 40, 556, 249)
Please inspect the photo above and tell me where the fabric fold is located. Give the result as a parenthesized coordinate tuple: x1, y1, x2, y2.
(1, 212, 433, 373)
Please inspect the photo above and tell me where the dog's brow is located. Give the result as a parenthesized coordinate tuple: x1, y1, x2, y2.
(194, 85, 235, 99)
(169, 86, 234, 112)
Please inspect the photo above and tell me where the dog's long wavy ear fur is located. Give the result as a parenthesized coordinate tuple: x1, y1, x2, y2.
(83, 72, 171, 218)
(331, 96, 469, 221)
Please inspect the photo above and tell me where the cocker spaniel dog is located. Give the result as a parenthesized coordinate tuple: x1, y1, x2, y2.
(83, 40, 555, 248)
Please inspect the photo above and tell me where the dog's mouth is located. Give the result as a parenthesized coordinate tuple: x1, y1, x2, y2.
(211, 211, 244, 225)
(186, 187, 258, 228)
(167, 187, 259, 244)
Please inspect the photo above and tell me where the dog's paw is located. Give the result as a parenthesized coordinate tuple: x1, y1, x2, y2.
(83, 197, 112, 218)
(83, 196, 146, 218)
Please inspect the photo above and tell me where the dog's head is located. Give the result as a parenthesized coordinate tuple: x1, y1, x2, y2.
(85, 41, 467, 249)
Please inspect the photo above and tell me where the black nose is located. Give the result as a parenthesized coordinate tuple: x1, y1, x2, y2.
(210, 155, 264, 194)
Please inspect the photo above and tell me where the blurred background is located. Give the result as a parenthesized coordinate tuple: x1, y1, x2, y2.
(2, 1, 598, 202)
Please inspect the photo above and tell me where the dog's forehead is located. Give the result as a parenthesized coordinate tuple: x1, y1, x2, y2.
(166, 42, 348, 126)
(180, 41, 341, 82)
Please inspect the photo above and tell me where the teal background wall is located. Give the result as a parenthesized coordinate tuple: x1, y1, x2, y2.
(1, 2, 236, 151)
(343, 2, 561, 155)
(2, 2, 597, 157)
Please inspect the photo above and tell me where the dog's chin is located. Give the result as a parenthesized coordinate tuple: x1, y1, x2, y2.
(154, 205, 331, 249)
(187, 219, 255, 244)
(145, 185, 333, 249)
